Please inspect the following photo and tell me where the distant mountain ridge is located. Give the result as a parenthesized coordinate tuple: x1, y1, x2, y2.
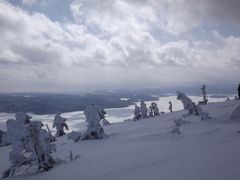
(0, 92, 158, 114)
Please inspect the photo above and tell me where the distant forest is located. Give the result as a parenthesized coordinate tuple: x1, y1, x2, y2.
(0, 92, 159, 114)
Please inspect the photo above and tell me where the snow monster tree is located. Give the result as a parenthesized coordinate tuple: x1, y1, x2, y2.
(133, 105, 141, 121)
(3, 113, 56, 178)
(53, 113, 69, 137)
(140, 99, 148, 118)
(200, 85, 208, 104)
(81, 104, 105, 140)
(176, 91, 199, 115)
(151, 102, 159, 116)
(169, 101, 173, 112)
(99, 107, 111, 126)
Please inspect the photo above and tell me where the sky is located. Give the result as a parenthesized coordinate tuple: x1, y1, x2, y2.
(0, 0, 240, 93)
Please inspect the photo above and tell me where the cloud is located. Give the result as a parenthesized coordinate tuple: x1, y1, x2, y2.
(70, 0, 240, 35)
(149, 0, 240, 34)
(22, 0, 37, 6)
(0, 49, 26, 64)
(0, 0, 240, 92)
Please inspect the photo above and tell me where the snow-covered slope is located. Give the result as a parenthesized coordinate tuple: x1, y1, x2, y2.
(1, 100, 240, 180)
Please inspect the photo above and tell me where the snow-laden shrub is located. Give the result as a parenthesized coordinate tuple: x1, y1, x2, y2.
(149, 105, 154, 117)
(177, 91, 199, 115)
(140, 99, 148, 118)
(169, 101, 173, 112)
(3, 113, 56, 178)
(81, 104, 105, 140)
(133, 105, 141, 121)
(200, 85, 208, 105)
(148, 102, 160, 116)
(53, 113, 69, 137)
(151, 102, 159, 116)
(68, 104, 106, 142)
(99, 107, 111, 125)
(101, 119, 111, 126)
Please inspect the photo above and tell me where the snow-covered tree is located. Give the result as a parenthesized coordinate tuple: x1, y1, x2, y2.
(140, 99, 148, 118)
(225, 97, 230, 101)
(81, 104, 105, 140)
(149, 105, 154, 117)
(4, 113, 56, 177)
(2, 112, 32, 145)
(101, 119, 111, 126)
(176, 91, 199, 115)
(52, 113, 68, 137)
(15, 112, 31, 125)
(68, 106, 107, 142)
(6, 118, 29, 170)
(27, 121, 56, 170)
(99, 107, 111, 126)
(151, 102, 159, 116)
(99, 107, 106, 120)
(201, 85, 208, 104)
(133, 105, 141, 121)
(169, 101, 173, 112)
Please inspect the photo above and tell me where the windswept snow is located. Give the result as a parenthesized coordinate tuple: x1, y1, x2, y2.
(0, 99, 240, 180)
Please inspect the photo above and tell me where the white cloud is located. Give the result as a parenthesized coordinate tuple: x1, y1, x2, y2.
(149, 0, 240, 35)
(0, 50, 26, 64)
(0, 0, 240, 92)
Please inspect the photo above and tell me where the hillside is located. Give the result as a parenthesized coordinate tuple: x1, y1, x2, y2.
(0, 100, 240, 180)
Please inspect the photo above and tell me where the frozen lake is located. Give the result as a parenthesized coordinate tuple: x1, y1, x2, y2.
(0, 95, 234, 132)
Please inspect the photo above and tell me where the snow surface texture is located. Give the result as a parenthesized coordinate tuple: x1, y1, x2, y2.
(1, 100, 240, 180)
(230, 102, 240, 121)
